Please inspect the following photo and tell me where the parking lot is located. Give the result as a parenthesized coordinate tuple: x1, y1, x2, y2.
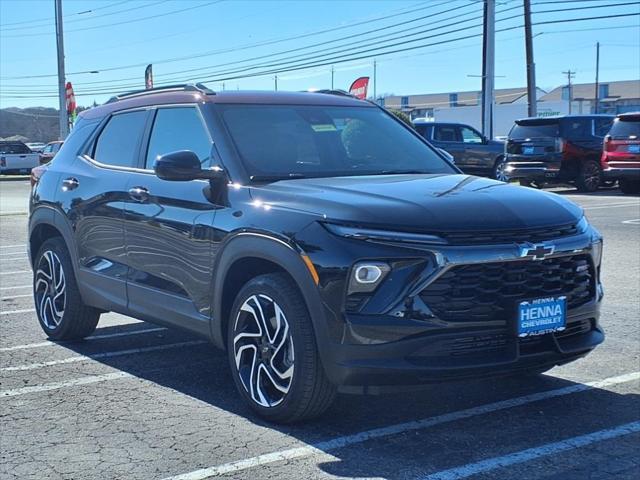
(1, 179, 639, 480)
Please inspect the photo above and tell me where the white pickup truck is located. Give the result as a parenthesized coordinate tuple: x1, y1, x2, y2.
(0, 141, 41, 174)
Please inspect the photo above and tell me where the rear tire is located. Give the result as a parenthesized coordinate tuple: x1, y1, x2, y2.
(619, 178, 640, 194)
(576, 160, 601, 192)
(227, 273, 336, 423)
(33, 237, 100, 340)
(492, 157, 509, 182)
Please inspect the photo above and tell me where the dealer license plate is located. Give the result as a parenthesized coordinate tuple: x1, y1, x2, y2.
(628, 144, 640, 153)
(518, 296, 566, 337)
(522, 146, 535, 155)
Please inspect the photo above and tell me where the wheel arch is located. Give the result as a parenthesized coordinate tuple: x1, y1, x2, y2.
(29, 207, 78, 273)
(211, 233, 326, 352)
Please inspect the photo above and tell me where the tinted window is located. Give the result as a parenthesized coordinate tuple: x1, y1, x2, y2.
(0, 143, 31, 154)
(562, 118, 592, 139)
(93, 111, 147, 168)
(414, 124, 430, 139)
(609, 118, 640, 139)
(594, 118, 614, 137)
(510, 122, 560, 139)
(434, 126, 459, 142)
(145, 107, 212, 169)
(460, 126, 483, 144)
(43, 144, 53, 154)
(220, 105, 453, 179)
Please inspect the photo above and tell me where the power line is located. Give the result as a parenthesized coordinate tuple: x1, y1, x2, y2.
(0, 0, 129, 28)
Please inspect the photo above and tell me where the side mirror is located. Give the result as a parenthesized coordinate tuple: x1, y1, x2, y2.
(154, 150, 225, 182)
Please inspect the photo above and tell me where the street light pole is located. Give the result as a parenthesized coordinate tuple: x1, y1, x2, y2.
(594, 42, 600, 114)
(481, 0, 495, 139)
(524, 0, 537, 117)
(54, 0, 68, 139)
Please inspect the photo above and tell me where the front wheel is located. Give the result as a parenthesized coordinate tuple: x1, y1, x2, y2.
(34, 237, 100, 340)
(227, 273, 336, 423)
(576, 160, 601, 192)
(492, 157, 509, 182)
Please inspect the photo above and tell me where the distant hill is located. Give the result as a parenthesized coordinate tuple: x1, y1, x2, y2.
(0, 107, 60, 142)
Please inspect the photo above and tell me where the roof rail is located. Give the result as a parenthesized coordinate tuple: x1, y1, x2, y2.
(106, 83, 215, 104)
(309, 89, 356, 98)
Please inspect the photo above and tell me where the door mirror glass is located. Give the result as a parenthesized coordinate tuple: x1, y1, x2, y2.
(154, 150, 226, 182)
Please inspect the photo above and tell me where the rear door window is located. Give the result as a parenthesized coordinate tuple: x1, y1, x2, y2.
(434, 125, 460, 142)
(93, 110, 148, 168)
(145, 107, 212, 169)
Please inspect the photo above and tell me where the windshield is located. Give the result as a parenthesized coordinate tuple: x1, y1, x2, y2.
(218, 104, 454, 180)
(510, 122, 560, 139)
(0, 143, 31, 154)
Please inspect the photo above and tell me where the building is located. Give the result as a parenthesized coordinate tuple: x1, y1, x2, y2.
(382, 87, 547, 120)
(539, 80, 640, 115)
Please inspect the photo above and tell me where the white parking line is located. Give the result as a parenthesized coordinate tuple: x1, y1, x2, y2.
(0, 327, 168, 352)
(420, 421, 640, 480)
(0, 308, 35, 316)
(0, 244, 27, 249)
(1, 372, 133, 398)
(0, 340, 207, 372)
(161, 371, 640, 480)
(0, 270, 31, 275)
(583, 202, 640, 210)
(0, 284, 30, 290)
(1, 293, 32, 300)
(622, 218, 640, 225)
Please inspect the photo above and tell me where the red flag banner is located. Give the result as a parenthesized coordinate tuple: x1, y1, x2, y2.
(348, 76, 370, 99)
(65, 82, 76, 114)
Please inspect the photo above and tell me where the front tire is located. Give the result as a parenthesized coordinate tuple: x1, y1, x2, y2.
(576, 160, 601, 192)
(619, 178, 640, 194)
(227, 273, 336, 423)
(33, 237, 100, 340)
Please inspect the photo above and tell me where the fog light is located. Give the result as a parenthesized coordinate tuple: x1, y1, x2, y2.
(348, 262, 390, 294)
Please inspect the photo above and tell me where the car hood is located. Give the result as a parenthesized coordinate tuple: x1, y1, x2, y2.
(249, 174, 583, 233)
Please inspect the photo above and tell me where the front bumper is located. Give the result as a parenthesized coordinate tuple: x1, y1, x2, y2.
(301, 223, 604, 390)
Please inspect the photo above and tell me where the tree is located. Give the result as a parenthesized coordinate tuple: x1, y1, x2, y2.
(388, 110, 414, 129)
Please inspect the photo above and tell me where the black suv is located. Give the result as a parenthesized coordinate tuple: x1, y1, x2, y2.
(504, 115, 614, 192)
(29, 85, 604, 423)
(413, 121, 506, 180)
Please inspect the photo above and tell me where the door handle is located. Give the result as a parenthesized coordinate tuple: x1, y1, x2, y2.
(128, 186, 150, 202)
(62, 177, 79, 191)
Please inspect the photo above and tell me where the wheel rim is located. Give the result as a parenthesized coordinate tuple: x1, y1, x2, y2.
(34, 250, 66, 329)
(583, 163, 600, 190)
(495, 160, 509, 182)
(232, 294, 294, 407)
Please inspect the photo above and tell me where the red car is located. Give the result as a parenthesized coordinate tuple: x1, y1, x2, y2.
(602, 112, 640, 194)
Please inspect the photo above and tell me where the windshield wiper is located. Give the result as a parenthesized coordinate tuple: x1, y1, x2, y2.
(250, 173, 307, 182)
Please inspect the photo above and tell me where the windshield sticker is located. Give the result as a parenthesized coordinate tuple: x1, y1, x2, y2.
(311, 124, 337, 132)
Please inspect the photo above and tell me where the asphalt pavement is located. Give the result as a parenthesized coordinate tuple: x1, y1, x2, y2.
(1, 179, 639, 480)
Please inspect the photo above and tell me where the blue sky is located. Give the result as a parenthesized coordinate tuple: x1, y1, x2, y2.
(1, 0, 639, 108)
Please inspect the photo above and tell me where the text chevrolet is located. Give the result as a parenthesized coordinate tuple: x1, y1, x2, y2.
(29, 86, 604, 423)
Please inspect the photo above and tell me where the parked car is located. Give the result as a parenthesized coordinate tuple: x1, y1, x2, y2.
(0, 141, 40, 174)
(601, 112, 640, 194)
(39, 141, 64, 164)
(29, 85, 604, 423)
(413, 121, 506, 179)
(26, 142, 46, 153)
(504, 115, 614, 192)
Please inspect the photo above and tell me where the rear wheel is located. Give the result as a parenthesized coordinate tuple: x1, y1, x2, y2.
(33, 237, 100, 340)
(492, 157, 509, 182)
(227, 273, 336, 423)
(619, 178, 640, 194)
(576, 160, 601, 192)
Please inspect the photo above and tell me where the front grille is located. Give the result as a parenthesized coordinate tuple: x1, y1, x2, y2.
(440, 223, 578, 245)
(420, 255, 594, 323)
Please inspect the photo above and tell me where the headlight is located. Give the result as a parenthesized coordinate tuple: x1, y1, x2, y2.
(347, 261, 390, 294)
(323, 223, 447, 245)
(591, 238, 603, 266)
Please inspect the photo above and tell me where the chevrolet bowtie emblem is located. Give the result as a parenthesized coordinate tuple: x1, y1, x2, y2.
(519, 243, 555, 260)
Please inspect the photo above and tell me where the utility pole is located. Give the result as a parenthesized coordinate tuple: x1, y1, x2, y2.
(274, 75, 278, 91)
(524, 0, 537, 117)
(373, 59, 377, 101)
(562, 69, 576, 114)
(594, 42, 600, 114)
(54, 0, 68, 139)
(481, 0, 495, 139)
(331, 66, 334, 89)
